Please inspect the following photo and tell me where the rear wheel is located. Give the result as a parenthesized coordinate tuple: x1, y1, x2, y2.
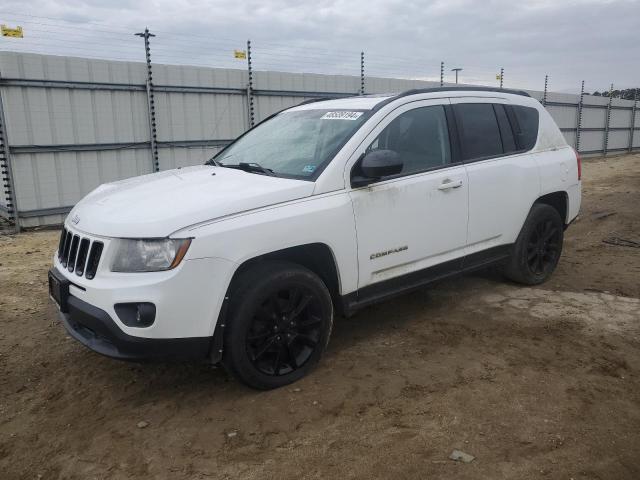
(504, 203, 564, 285)
(222, 261, 333, 390)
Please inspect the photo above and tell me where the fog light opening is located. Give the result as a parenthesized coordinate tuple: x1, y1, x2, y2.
(115, 302, 156, 328)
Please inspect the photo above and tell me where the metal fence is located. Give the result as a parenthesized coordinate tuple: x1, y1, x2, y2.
(0, 49, 638, 231)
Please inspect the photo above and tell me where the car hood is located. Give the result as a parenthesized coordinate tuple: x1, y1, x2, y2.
(69, 165, 315, 238)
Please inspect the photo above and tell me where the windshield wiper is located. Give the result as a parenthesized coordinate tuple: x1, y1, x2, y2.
(220, 162, 276, 176)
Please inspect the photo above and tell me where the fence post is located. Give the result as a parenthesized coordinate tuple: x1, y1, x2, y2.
(629, 89, 637, 153)
(0, 81, 20, 233)
(360, 52, 365, 95)
(542, 75, 548, 107)
(135, 28, 159, 172)
(603, 83, 613, 156)
(576, 80, 585, 152)
(499, 67, 504, 89)
(440, 61, 444, 87)
(246, 40, 255, 128)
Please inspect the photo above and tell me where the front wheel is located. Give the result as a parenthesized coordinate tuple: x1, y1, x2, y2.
(222, 261, 333, 390)
(504, 203, 564, 285)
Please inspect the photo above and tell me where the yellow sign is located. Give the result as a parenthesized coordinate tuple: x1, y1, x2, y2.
(234, 50, 247, 59)
(496, 74, 502, 80)
(1, 25, 23, 38)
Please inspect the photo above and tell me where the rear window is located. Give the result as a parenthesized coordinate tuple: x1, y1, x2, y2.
(510, 105, 539, 151)
(454, 103, 503, 160)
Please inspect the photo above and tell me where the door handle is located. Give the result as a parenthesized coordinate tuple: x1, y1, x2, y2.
(437, 179, 463, 191)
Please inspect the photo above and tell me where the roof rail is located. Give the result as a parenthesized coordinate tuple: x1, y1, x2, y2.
(372, 86, 530, 111)
(296, 97, 336, 106)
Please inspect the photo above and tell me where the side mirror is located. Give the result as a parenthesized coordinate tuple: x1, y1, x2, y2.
(352, 150, 403, 187)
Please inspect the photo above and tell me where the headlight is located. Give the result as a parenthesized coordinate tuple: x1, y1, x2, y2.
(111, 238, 192, 272)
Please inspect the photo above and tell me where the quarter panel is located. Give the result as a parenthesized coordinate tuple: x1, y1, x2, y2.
(535, 146, 581, 222)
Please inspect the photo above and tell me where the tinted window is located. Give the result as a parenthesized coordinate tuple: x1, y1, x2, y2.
(455, 103, 503, 160)
(367, 106, 451, 176)
(511, 105, 539, 151)
(494, 104, 517, 153)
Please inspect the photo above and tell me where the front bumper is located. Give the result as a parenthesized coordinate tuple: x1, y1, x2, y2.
(55, 277, 212, 361)
(51, 244, 234, 339)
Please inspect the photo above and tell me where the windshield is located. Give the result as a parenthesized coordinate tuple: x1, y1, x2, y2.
(210, 109, 369, 179)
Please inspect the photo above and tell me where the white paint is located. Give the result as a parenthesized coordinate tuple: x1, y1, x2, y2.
(54, 89, 581, 341)
(69, 165, 315, 238)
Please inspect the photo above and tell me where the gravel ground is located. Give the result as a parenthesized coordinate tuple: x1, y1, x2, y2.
(1, 154, 639, 480)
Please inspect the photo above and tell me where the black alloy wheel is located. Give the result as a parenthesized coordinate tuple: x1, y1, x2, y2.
(504, 203, 564, 285)
(246, 286, 323, 376)
(526, 218, 562, 276)
(223, 261, 333, 390)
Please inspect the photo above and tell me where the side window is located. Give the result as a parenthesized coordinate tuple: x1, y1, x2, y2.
(366, 105, 451, 176)
(510, 105, 539, 151)
(494, 104, 517, 153)
(454, 103, 503, 160)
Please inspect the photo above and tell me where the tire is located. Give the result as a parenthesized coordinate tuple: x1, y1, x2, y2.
(504, 203, 564, 285)
(222, 261, 334, 390)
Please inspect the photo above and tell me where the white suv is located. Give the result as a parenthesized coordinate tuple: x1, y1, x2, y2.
(49, 87, 581, 389)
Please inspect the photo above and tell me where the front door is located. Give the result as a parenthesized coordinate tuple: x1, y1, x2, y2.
(348, 101, 469, 290)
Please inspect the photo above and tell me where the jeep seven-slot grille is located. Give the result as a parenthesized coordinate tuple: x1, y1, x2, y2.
(75, 238, 90, 276)
(57, 228, 103, 279)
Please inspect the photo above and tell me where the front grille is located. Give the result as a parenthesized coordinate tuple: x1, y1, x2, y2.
(75, 238, 90, 276)
(57, 227, 67, 257)
(57, 228, 104, 280)
(67, 235, 80, 272)
(60, 230, 72, 268)
(85, 242, 103, 280)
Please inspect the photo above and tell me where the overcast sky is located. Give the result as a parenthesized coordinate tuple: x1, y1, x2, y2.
(1, 0, 638, 92)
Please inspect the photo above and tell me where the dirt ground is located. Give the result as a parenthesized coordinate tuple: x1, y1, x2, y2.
(1, 154, 639, 480)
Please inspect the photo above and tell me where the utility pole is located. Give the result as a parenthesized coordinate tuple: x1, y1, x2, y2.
(451, 68, 462, 84)
(135, 28, 159, 172)
(440, 61, 444, 87)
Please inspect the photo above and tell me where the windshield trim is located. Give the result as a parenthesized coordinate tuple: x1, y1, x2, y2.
(206, 107, 375, 182)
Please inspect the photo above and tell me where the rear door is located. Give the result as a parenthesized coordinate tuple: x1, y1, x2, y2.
(450, 98, 540, 261)
(348, 100, 469, 290)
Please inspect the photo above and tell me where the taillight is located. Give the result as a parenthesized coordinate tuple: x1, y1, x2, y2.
(573, 148, 582, 181)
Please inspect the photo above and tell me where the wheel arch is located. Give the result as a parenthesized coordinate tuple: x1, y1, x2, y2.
(228, 243, 342, 302)
(210, 242, 342, 363)
(534, 191, 569, 224)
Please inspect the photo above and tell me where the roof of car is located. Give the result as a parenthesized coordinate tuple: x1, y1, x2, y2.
(289, 86, 532, 112)
(290, 95, 394, 111)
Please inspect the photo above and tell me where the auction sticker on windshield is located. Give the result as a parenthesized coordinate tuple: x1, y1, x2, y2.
(321, 111, 364, 120)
